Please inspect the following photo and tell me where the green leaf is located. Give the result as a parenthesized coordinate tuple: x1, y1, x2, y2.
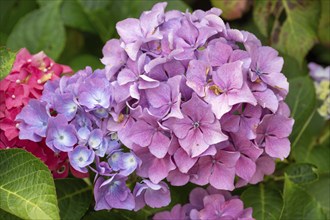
(55, 178, 92, 220)
(318, 0, 330, 47)
(285, 163, 318, 184)
(301, 173, 330, 218)
(36, 0, 62, 7)
(69, 54, 103, 72)
(281, 174, 326, 219)
(211, 0, 250, 20)
(0, 0, 38, 36)
(7, 2, 65, 60)
(272, 0, 320, 65)
(286, 76, 316, 147)
(307, 143, 330, 173)
(0, 47, 16, 80)
(60, 0, 96, 33)
(241, 184, 283, 220)
(0, 149, 60, 220)
(253, 0, 276, 36)
(290, 108, 326, 163)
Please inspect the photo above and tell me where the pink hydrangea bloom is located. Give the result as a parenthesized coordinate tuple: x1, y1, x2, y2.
(153, 186, 254, 220)
(102, 2, 294, 189)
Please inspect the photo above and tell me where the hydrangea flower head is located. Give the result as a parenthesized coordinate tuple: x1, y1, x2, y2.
(0, 48, 76, 178)
(16, 2, 293, 215)
(102, 2, 294, 190)
(153, 186, 254, 220)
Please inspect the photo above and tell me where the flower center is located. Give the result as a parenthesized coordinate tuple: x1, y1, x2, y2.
(193, 121, 200, 128)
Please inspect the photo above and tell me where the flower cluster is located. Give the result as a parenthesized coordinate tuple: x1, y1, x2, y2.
(103, 2, 294, 190)
(17, 66, 171, 211)
(0, 48, 74, 178)
(17, 2, 294, 215)
(153, 186, 253, 220)
(308, 62, 330, 119)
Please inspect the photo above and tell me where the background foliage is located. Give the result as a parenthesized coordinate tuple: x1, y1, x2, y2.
(0, 0, 329, 219)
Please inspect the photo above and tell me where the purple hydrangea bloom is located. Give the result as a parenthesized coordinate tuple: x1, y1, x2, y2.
(164, 93, 227, 157)
(256, 114, 294, 160)
(134, 180, 170, 211)
(205, 61, 257, 119)
(45, 114, 77, 152)
(153, 204, 190, 220)
(108, 151, 140, 176)
(94, 175, 135, 211)
(68, 146, 95, 173)
(16, 99, 49, 142)
(78, 74, 111, 110)
(191, 147, 240, 190)
(53, 93, 78, 121)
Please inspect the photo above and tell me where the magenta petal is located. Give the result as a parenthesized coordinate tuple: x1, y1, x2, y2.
(149, 155, 175, 183)
(201, 121, 227, 145)
(179, 129, 209, 157)
(209, 163, 235, 190)
(116, 18, 142, 43)
(205, 91, 231, 119)
(261, 72, 289, 92)
(213, 61, 243, 90)
(222, 199, 244, 216)
(149, 132, 170, 158)
(163, 116, 192, 139)
(174, 148, 198, 173)
(189, 187, 208, 209)
(265, 136, 290, 160)
(191, 156, 212, 186)
(254, 89, 279, 112)
(186, 60, 208, 97)
(236, 155, 256, 181)
(130, 120, 154, 147)
(207, 41, 232, 66)
(227, 83, 257, 106)
(167, 169, 190, 186)
(144, 184, 170, 208)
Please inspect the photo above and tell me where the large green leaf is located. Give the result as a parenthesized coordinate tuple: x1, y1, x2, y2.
(0, 47, 16, 80)
(272, 0, 320, 65)
(318, 0, 330, 47)
(290, 108, 327, 163)
(285, 163, 318, 184)
(286, 76, 316, 147)
(0, 149, 60, 220)
(241, 184, 283, 220)
(253, 0, 281, 37)
(301, 173, 330, 218)
(307, 142, 330, 173)
(281, 174, 326, 219)
(0, 0, 38, 37)
(55, 178, 92, 220)
(7, 2, 65, 60)
(60, 0, 96, 33)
